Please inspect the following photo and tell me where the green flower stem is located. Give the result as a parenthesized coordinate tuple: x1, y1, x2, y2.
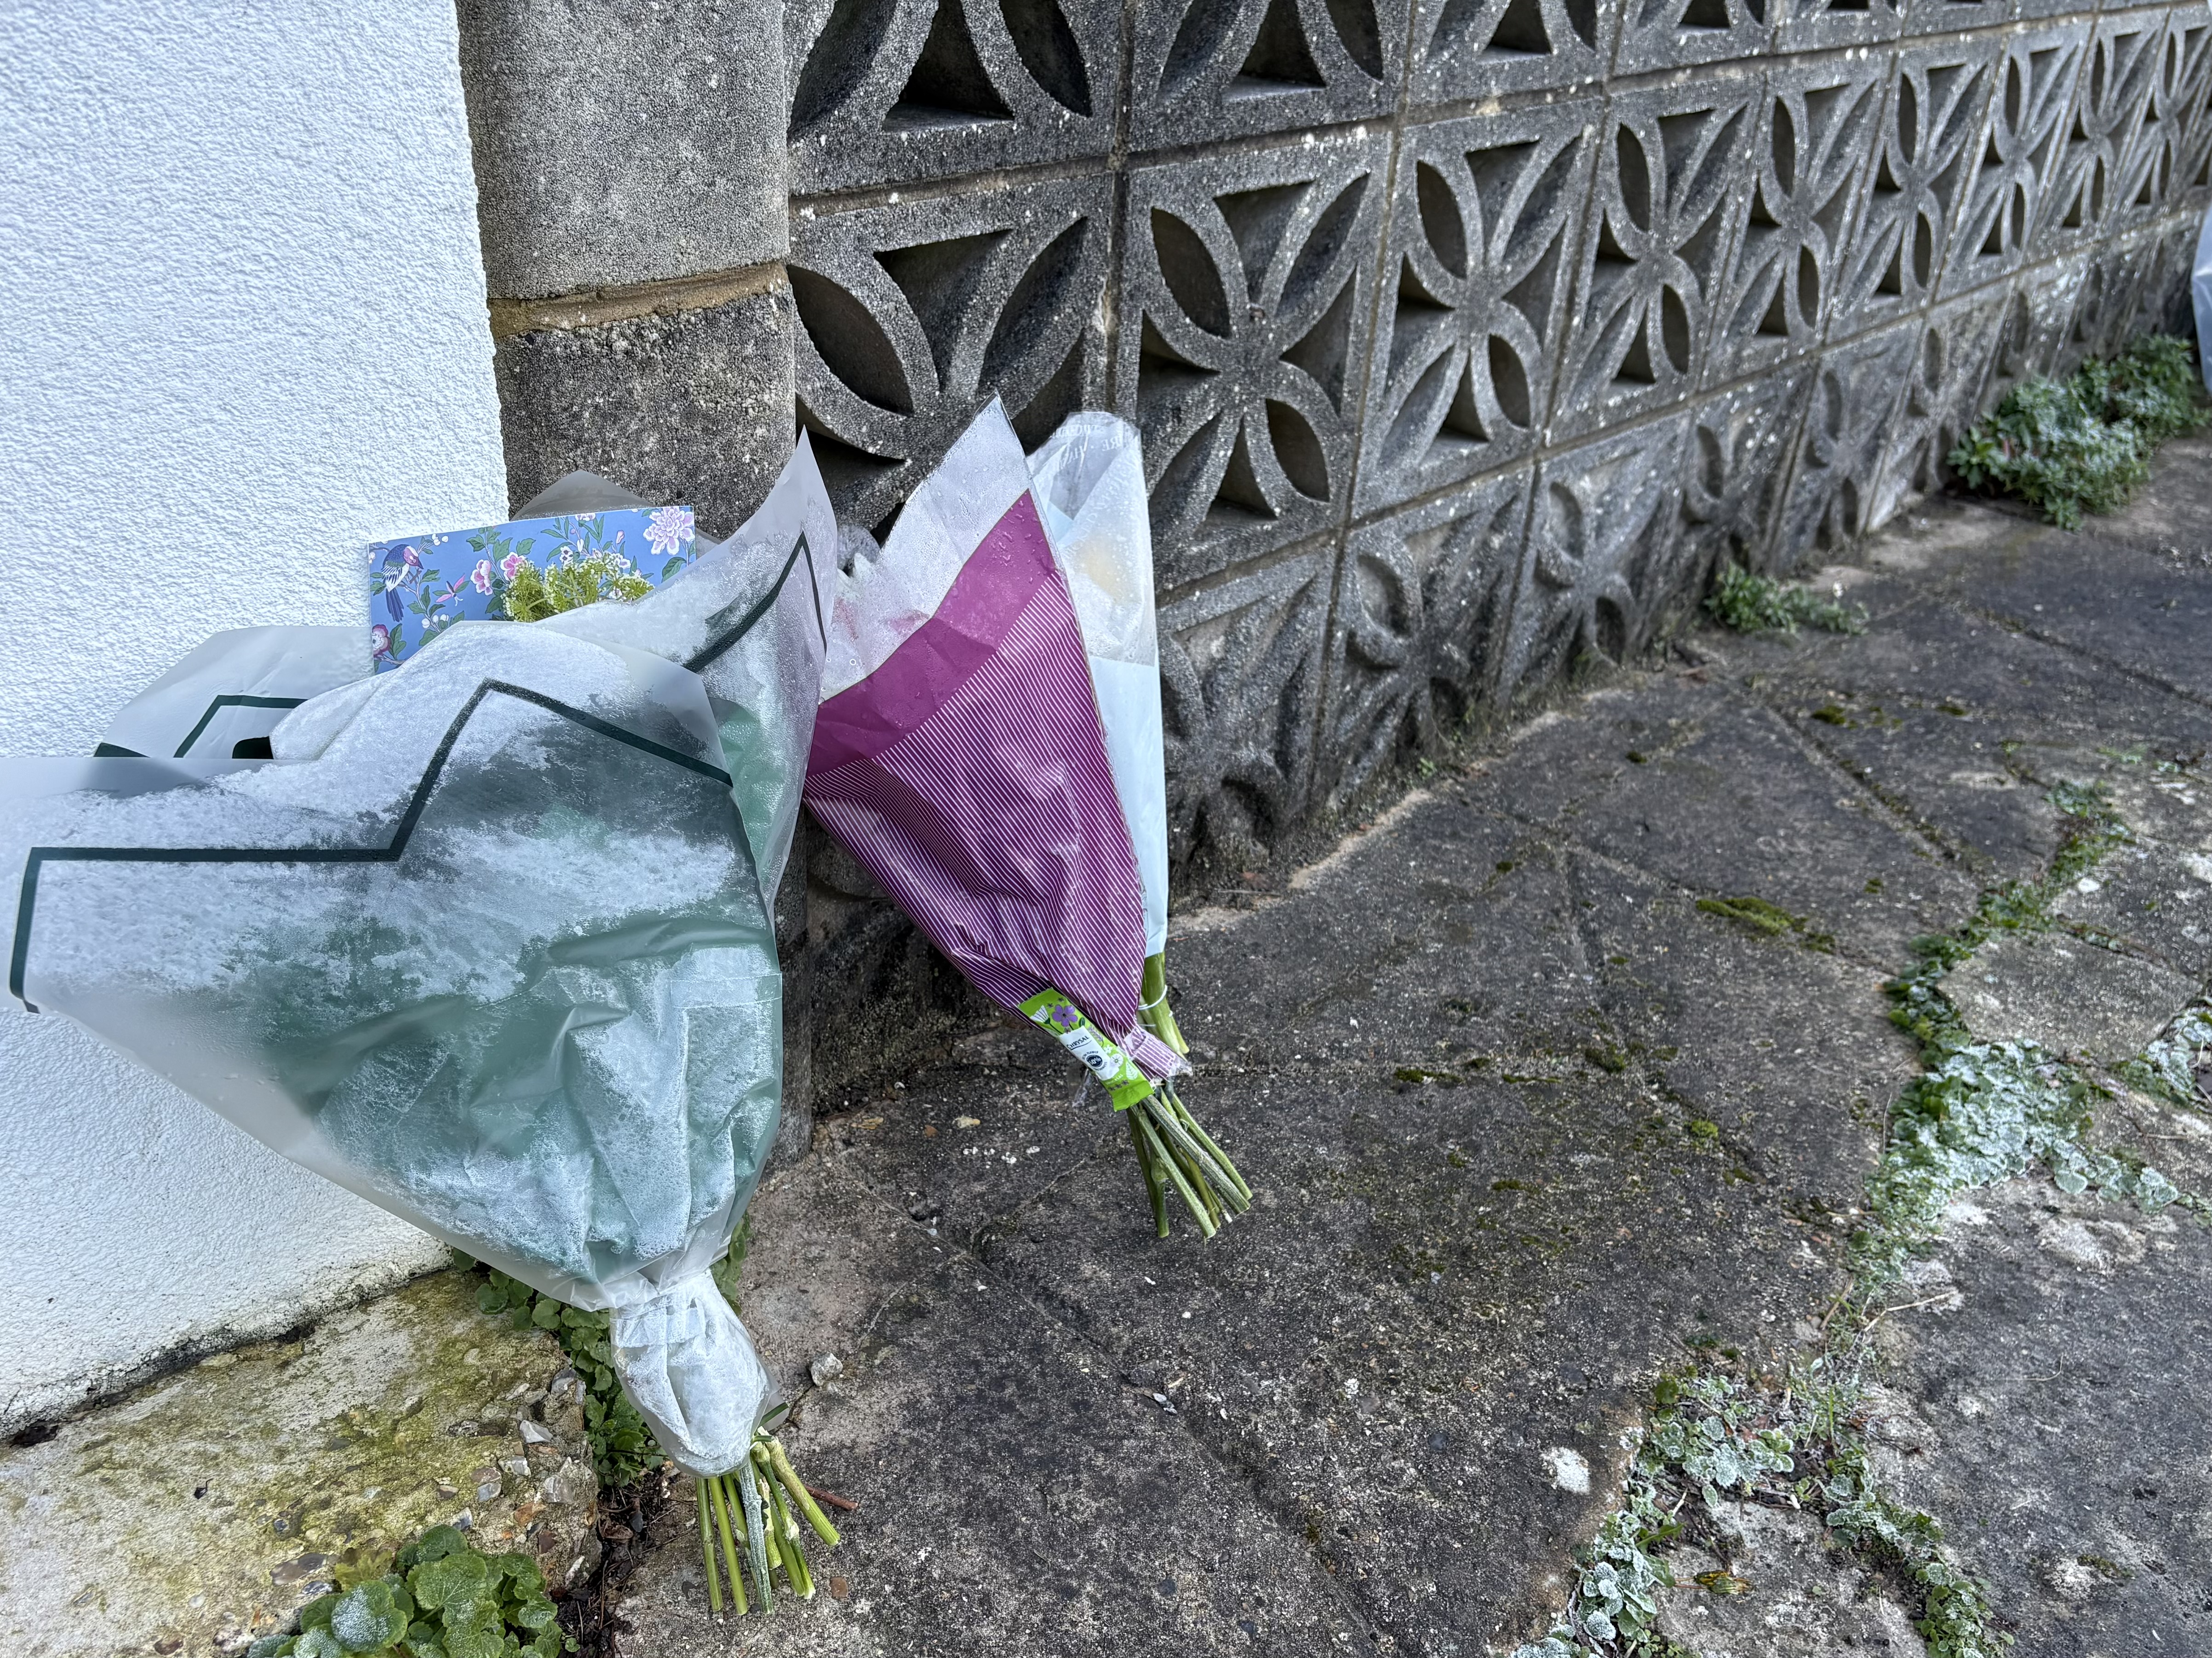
(1134, 1105, 1218, 1238)
(708, 1475, 748, 1616)
(1129, 1109, 1170, 1237)
(768, 1436, 844, 1547)
(692, 1432, 843, 1617)
(734, 1458, 774, 1615)
(1167, 1086, 1250, 1206)
(1148, 1088, 1246, 1214)
(697, 1479, 724, 1617)
(1140, 954, 1189, 1055)
(762, 1457, 815, 1599)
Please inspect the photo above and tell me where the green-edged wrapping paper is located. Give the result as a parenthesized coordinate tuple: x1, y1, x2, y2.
(0, 440, 835, 1481)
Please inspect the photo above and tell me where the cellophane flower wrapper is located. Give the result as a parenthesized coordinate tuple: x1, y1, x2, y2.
(803, 401, 1182, 1085)
(1026, 413, 1168, 961)
(0, 440, 834, 1481)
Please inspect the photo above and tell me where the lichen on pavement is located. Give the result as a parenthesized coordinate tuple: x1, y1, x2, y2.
(0, 1271, 598, 1658)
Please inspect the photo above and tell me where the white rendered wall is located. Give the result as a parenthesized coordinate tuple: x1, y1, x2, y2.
(0, 2, 508, 1428)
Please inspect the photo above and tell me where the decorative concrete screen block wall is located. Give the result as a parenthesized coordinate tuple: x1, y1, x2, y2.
(459, 0, 2212, 1086)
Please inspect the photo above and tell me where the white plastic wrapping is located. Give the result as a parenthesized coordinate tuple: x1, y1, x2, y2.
(1028, 414, 1169, 957)
(821, 409, 1032, 698)
(1, 441, 836, 1478)
(97, 625, 367, 759)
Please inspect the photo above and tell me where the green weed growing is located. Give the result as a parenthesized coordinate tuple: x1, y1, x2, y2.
(1705, 564, 1867, 636)
(459, 1220, 752, 1492)
(1513, 1364, 2007, 1658)
(1948, 334, 2209, 529)
(246, 1523, 570, 1658)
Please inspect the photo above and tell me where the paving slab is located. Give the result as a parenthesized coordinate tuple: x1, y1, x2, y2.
(1483, 676, 1981, 965)
(1947, 927, 2200, 1064)
(595, 453, 2212, 1658)
(0, 1272, 595, 1658)
(1870, 1175, 2212, 1658)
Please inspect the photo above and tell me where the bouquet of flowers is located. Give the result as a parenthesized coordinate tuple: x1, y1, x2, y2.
(1025, 413, 1238, 1233)
(805, 404, 1248, 1235)
(0, 440, 839, 1618)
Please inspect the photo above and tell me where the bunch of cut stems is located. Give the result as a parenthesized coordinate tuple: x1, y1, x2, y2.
(1129, 952, 1251, 1238)
(694, 1428, 841, 1617)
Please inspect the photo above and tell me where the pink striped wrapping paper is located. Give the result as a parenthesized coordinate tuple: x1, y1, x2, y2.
(804, 474, 1184, 1084)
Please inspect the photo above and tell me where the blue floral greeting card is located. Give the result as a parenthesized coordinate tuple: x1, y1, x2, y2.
(367, 505, 696, 670)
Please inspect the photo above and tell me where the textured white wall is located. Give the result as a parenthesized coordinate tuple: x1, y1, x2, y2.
(0, 2, 507, 1427)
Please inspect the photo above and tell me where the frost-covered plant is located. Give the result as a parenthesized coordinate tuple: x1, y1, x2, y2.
(1705, 565, 1866, 635)
(246, 1524, 569, 1658)
(1948, 334, 2208, 529)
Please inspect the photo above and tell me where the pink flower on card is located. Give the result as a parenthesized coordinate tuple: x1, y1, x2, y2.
(472, 558, 494, 594)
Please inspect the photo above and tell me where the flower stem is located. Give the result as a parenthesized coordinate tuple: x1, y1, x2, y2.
(1165, 1084, 1249, 1208)
(697, 1479, 723, 1617)
(1134, 1105, 1217, 1238)
(709, 1474, 750, 1615)
(1140, 954, 1189, 1055)
(1128, 1108, 1170, 1237)
(768, 1436, 844, 1546)
(734, 1455, 774, 1614)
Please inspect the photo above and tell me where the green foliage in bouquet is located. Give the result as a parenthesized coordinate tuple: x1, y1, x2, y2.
(1705, 565, 1866, 636)
(493, 551, 653, 623)
(246, 1525, 569, 1658)
(1948, 334, 2208, 529)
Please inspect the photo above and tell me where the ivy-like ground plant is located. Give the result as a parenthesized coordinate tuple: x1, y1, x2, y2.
(247, 1525, 568, 1658)
(1948, 334, 2209, 529)
(1705, 565, 1867, 637)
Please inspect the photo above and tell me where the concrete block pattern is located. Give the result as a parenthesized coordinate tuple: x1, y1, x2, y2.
(2034, 10, 2165, 260)
(1612, 0, 1774, 76)
(1118, 132, 1390, 587)
(1832, 39, 2000, 342)
(788, 178, 1113, 532)
(1322, 467, 1531, 805)
(1160, 546, 1335, 869)
(1779, 317, 1922, 568)
(1129, 0, 1406, 149)
(451, 0, 2209, 890)
(1354, 102, 1598, 515)
(2117, 8, 2212, 231)
(1679, 366, 1814, 581)
(1508, 412, 1695, 702)
(1943, 20, 2090, 299)
(1904, 0, 2009, 41)
(1775, 0, 1903, 56)
(1984, 256, 2088, 406)
(1405, 0, 1613, 106)
(2166, 9, 2212, 199)
(784, 0, 1119, 192)
(1553, 74, 1760, 439)
(1705, 57, 1885, 385)
(1870, 288, 2010, 518)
